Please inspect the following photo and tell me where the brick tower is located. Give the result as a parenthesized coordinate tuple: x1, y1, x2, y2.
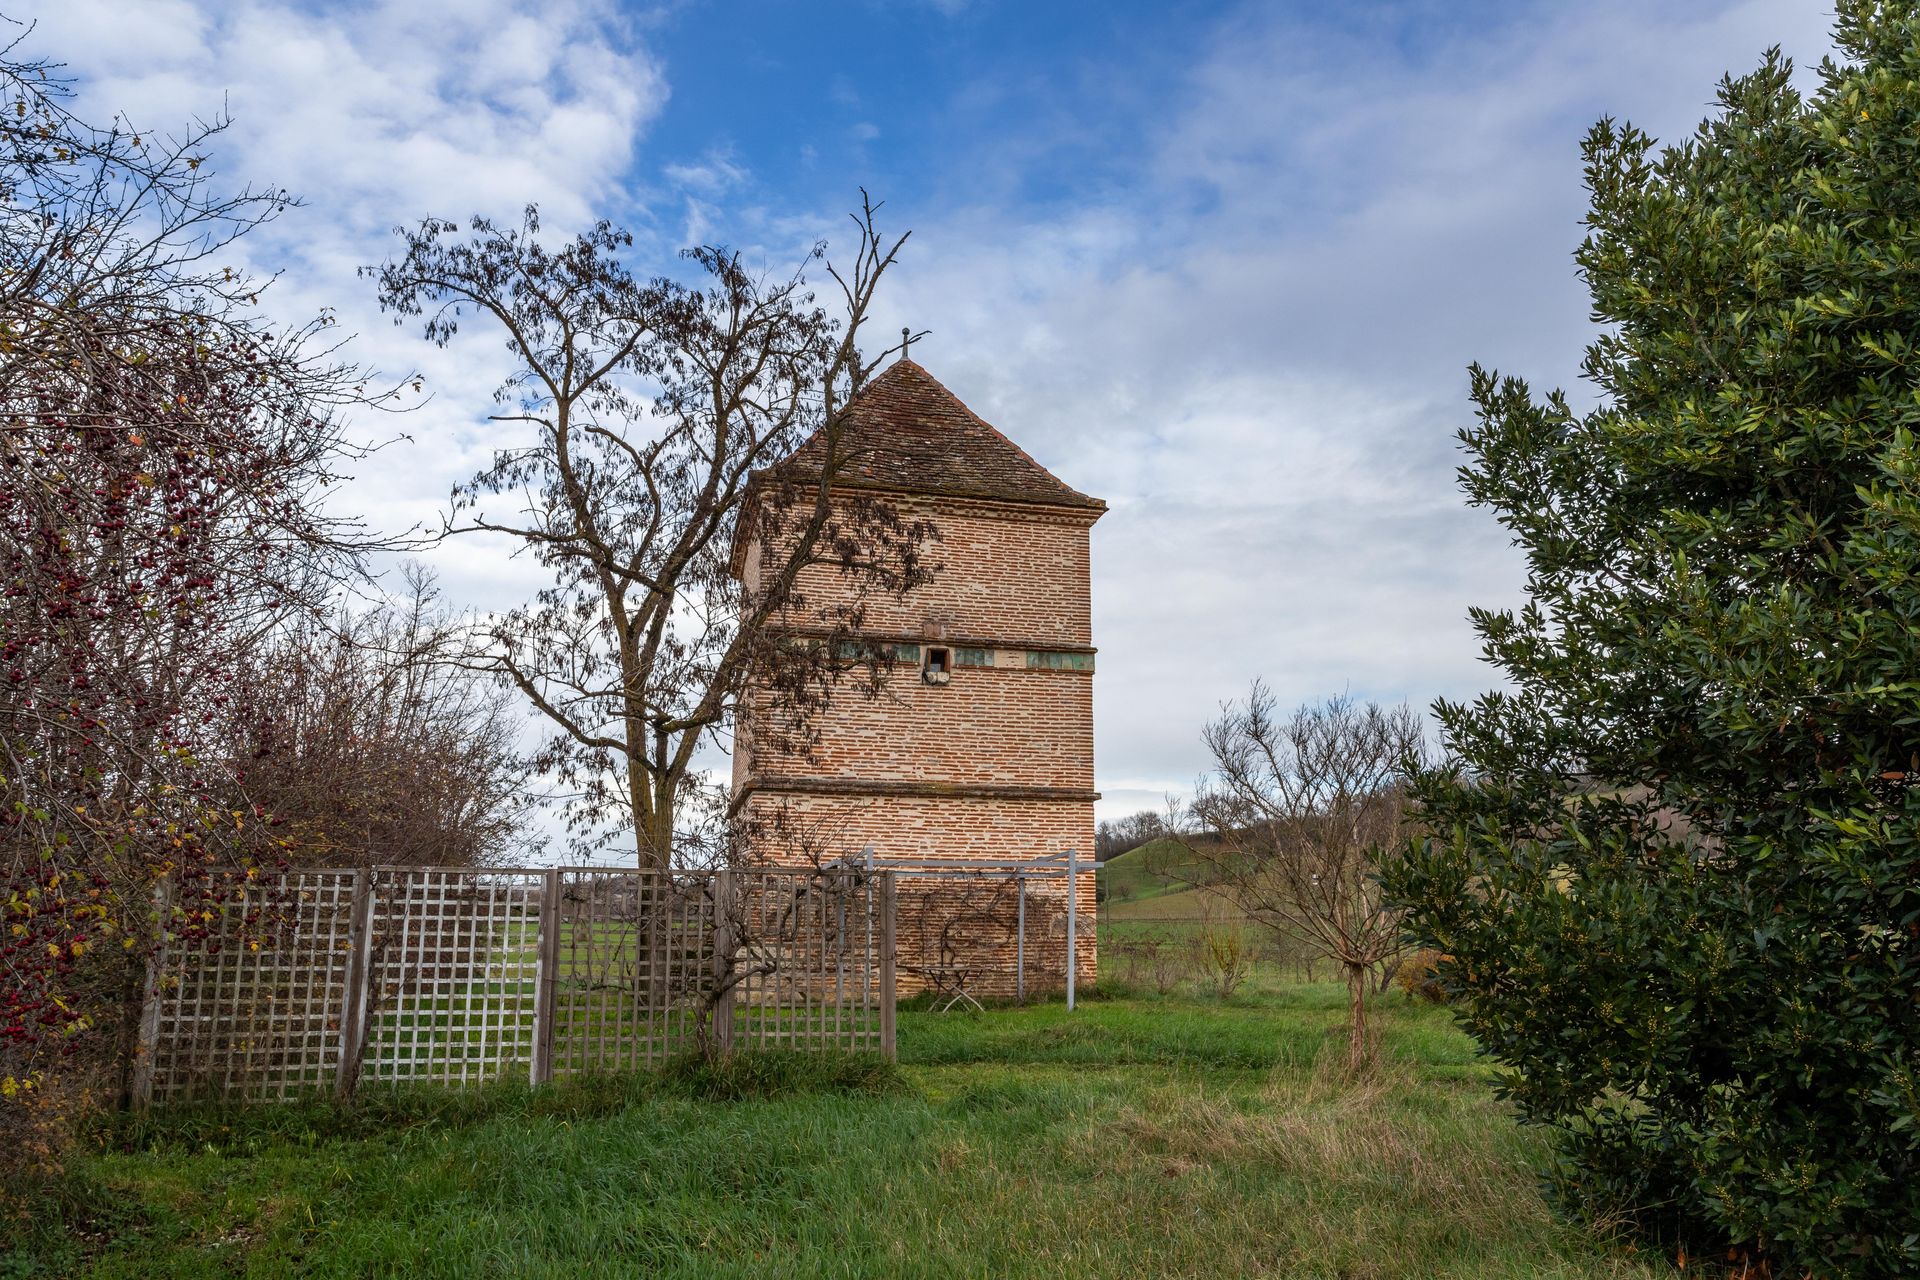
(730, 358, 1105, 995)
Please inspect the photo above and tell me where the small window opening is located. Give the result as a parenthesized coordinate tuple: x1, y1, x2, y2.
(923, 645, 952, 685)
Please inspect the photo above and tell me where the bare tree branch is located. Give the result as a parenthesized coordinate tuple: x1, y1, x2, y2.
(367, 192, 934, 867)
(1187, 688, 1428, 1070)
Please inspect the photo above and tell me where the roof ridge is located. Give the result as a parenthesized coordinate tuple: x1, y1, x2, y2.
(849, 359, 1103, 509)
(761, 358, 1105, 513)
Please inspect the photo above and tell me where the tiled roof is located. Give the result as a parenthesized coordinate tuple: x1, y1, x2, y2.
(766, 359, 1105, 511)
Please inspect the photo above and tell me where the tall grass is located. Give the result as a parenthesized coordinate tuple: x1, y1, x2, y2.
(5, 975, 1672, 1279)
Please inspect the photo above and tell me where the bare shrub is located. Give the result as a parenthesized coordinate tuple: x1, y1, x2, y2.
(223, 569, 537, 868)
(1189, 688, 1428, 1071)
(1195, 921, 1253, 998)
(1106, 934, 1189, 994)
(1145, 934, 1191, 995)
(1108, 937, 1146, 987)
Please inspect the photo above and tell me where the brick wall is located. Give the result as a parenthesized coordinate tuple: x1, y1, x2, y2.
(739, 487, 1100, 996)
(741, 791, 1097, 996)
(780, 494, 1097, 646)
(753, 665, 1093, 789)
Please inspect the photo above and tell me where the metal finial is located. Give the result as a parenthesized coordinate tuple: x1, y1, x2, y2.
(901, 327, 914, 361)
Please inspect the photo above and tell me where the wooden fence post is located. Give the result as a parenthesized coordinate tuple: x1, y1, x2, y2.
(532, 868, 560, 1085)
(711, 871, 735, 1056)
(130, 877, 173, 1110)
(334, 869, 375, 1101)
(879, 871, 897, 1061)
(861, 846, 875, 999)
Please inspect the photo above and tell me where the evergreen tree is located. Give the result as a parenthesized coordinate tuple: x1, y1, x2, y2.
(1387, 7, 1920, 1274)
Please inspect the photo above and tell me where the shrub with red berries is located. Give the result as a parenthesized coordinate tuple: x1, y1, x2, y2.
(0, 40, 385, 1169)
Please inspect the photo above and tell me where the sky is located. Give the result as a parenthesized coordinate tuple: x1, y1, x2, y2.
(18, 0, 1843, 829)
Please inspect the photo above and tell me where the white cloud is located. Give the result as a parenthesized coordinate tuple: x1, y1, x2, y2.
(844, 0, 1840, 819)
(664, 145, 748, 197)
(20, 0, 670, 617)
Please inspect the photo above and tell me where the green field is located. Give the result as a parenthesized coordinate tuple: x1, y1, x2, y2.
(1099, 837, 1212, 903)
(1099, 837, 1244, 921)
(1097, 839, 1335, 980)
(9, 958, 1673, 1280)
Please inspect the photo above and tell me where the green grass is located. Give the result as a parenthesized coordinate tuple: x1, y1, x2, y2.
(1098, 837, 1203, 904)
(1099, 837, 1249, 925)
(1101, 913, 1334, 986)
(1105, 882, 1241, 922)
(6, 969, 1672, 1280)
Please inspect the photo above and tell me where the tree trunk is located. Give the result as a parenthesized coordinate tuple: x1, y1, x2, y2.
(1345, 959, 1370, 1074)
(628, 766, 675, 1011)
(1375, 956, 1401, 994)
(111, 943, 148, 1109)
(636, 807, 673, 871)
(628, 755, 673, 871)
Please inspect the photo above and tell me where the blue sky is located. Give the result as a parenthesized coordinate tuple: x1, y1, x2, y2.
(639, 2, 1209, 218)
(22, 0, 1842, 830)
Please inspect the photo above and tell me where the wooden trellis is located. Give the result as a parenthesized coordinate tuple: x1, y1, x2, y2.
(132, 870, 360, 1104)
(135, 865, 895, 1105)
(356, 868, 545, 1089)
(824, 848, 1091, 1009)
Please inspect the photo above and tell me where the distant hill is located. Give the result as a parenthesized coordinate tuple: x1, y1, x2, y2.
(1099, 836, 1228, 901)
(1099, 837, 1180, 901)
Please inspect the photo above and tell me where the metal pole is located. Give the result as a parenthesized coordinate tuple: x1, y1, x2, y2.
(1065, 847, 1077, 1011)
(879, 872, 897, 1060)
(1015, 870, 1026, 1004)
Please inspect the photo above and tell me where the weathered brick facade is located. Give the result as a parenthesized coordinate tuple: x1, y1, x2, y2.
(732, 360, 1103, 996)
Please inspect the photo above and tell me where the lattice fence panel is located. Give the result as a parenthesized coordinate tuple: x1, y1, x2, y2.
(549, 869, 715, 1074)
(732, 870, 883, 1053)
(139, 865, 893, 1105)
(359, 869, 542, 1087)
(144, 870, 359, 1103)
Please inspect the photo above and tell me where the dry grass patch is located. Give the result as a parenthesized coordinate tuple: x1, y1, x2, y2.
(1079, 1045, 1626, 1276)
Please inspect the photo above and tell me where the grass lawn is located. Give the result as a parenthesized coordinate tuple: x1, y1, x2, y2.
(1104, 884, 1238, 922)
(7, 969, 1671, 1280)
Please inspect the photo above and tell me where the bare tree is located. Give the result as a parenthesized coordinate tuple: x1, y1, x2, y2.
(367, 196, 934, 868)
(222, 569, 538, 868)
(1188, 687, 1426, 1070)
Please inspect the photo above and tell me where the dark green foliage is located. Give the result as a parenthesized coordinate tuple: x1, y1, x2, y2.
(1385, 6, 1920, 1275)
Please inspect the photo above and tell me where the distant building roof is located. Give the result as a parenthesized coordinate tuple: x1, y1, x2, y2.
(767, 359, 1105, 512)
